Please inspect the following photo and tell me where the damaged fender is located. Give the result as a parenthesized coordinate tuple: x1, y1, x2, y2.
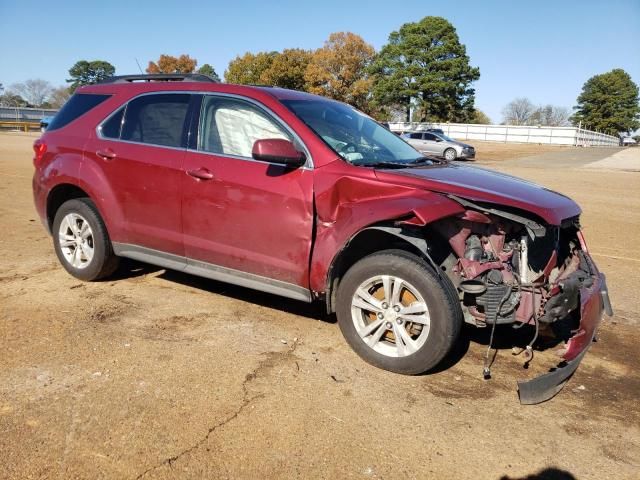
(309, 162, 464, 294)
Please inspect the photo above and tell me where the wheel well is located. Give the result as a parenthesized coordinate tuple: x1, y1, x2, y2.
(326, 226, 431, 314)
(46, 184, 90, 230)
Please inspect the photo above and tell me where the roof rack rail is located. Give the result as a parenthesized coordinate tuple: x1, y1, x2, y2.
(99, 74, 218, 84)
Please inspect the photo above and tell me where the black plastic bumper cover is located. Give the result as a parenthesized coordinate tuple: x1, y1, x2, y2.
(517, 273, 611, 405)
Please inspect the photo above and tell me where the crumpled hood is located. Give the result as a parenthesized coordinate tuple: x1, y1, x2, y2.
(374, 163, 581, 225)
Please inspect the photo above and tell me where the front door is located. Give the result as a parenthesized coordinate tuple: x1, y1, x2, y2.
(181, 94, 314, 289)
(422, 133, 443, 155)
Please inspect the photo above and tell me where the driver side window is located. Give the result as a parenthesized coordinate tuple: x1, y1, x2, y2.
(198, 96, 290, 158)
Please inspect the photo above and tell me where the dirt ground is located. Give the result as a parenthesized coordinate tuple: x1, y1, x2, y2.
(1, 132, 639, 480)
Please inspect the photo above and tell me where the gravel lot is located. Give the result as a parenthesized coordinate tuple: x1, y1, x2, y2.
(1, 132, 639, 479)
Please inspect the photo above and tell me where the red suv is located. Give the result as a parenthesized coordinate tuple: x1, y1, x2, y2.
(33, 74, 611, 403)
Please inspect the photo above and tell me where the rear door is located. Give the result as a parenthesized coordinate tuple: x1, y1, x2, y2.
(407, 132, 427, 152)
(84, 93, 191, 255)
(181, 94, 314, 292)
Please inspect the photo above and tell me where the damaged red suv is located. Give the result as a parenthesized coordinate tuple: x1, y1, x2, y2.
(33, 74, 612, 403)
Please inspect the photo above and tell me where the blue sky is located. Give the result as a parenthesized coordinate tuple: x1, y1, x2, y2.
(1, 0, 638, 122)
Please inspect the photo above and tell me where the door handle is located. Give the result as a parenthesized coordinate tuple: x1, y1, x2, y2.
(96, 149, 116, 160)
(187, 167, 214, 180)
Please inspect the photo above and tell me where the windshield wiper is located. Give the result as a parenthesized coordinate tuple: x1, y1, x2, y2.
(351, 160, 412, 169)
(409, 156, 446, 165)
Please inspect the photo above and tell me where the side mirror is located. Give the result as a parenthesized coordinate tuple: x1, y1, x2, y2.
(252, 139, 306, 168)
(435, 137, 443, 142)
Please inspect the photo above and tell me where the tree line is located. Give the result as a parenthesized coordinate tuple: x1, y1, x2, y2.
(1, 15, 637, 134)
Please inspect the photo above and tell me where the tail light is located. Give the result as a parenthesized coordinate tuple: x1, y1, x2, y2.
(33, 140, 47, 165)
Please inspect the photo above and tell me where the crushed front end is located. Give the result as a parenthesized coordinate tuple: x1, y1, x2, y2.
(431, 196, 613, 404)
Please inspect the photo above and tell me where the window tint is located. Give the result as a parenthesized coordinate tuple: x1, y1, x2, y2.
(409, 132, 423, 139)
(47, 94, 110, 131)
(121, 94, 190, 148)
(100, 107, 124, 139)
(424, 133, 437, 141)
(198, 96, 290, 157)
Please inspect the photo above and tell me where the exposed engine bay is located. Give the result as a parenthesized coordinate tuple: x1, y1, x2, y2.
(428, 195, 612, 403)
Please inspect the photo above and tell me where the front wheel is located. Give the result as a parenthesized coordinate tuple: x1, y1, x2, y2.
(336, 250, 462, 375)
(52, 198, 119, 281)
(444, 148, 457, 161)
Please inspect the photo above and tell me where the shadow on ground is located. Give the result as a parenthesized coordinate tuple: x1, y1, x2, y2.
(500, 467, 576, 480)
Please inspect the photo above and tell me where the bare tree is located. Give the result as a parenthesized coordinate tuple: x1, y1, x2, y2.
(530, 105, 570, 126)
(9, 79, 53, 107)
(49, 86, 71, 108)
(502, 97, 536, 125)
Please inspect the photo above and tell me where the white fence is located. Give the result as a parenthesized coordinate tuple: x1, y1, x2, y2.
(389, 122, 620, 147)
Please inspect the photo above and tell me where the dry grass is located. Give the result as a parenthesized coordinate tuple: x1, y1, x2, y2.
(461, 140, 570, 162)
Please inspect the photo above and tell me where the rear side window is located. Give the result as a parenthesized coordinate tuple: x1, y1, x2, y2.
(100, 107, 124, 139)
(47, 93, 110, 131)
(120, 94, 190, 148)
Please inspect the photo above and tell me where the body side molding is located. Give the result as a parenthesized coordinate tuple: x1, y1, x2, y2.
(112, 242, 312, 302)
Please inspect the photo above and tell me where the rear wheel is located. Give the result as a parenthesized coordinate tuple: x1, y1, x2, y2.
(336, 250, 462, 374)
(52, 198, 119, 281)
(444, 148, 457, 161)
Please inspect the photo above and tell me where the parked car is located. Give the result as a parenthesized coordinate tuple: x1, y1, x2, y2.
(40, 116, 54, 132)
(32, 74, 611, 404)
(403, 131, 475, 160)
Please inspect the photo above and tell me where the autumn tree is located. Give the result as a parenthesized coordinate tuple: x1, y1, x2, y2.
(570, 69, 640, 134)
(9, 79, 53, 107)
(67, 60, 115, 92)
(197, 64, 220, 82)
(370, 16, 480, 122)
(261, 49, 312, 90)
(224, 52, 278, 84)
(304, 32, 375, 112)
(147, 54, 197, 74)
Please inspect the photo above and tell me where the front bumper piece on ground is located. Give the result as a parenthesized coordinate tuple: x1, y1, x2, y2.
(517, 272, 612, 405)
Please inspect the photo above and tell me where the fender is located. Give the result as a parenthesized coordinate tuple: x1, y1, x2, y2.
(309, 162, 465, 293)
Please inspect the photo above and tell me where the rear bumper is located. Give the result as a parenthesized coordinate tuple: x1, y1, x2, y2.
(517, 272, 611, 405)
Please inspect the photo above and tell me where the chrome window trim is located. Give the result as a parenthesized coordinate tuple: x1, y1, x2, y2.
(95, 90, 314, 169)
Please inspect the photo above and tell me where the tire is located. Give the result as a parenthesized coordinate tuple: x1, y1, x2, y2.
(336, 250, 462, 375)
(52, 198, 119, 281)
(444, 148, 457, 161)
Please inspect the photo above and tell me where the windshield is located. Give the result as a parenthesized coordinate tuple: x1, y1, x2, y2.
(282, 99, 423, 165)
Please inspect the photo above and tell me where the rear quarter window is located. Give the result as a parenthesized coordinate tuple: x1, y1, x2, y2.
(47, 93, 111, 131)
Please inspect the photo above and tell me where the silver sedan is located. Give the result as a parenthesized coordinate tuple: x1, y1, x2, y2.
(402, 131, 475, 161)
